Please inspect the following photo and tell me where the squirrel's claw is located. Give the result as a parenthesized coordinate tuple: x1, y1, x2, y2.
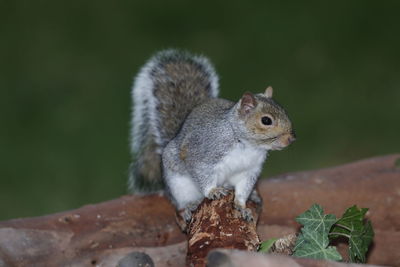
(181, 200, 202, 223)
(234, 203, 254, 222)
(207, 187, 229, 200)
(182, 208, 193, 223)
(187, 200, 202, 212)
(249, 189, 262, 205)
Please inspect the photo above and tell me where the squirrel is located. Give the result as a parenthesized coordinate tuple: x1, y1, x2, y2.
(129, 49, 295, 222)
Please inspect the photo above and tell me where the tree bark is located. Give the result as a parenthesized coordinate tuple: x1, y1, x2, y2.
(184, 192, 262, 266)
(0, 154, 399, 267)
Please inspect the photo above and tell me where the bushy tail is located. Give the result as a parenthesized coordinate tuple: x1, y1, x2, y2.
(128, 49, 219, 193)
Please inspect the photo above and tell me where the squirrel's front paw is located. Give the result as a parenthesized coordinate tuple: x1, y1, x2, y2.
(181, 201, 202, 223)
(249, 189, 262, 205)
(207, 187, 229, 200)
(234, 203, 254, 222)
(182, 208, 193, 223)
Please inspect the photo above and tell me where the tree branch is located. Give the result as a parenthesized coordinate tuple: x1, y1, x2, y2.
(0, 154, 399, 266)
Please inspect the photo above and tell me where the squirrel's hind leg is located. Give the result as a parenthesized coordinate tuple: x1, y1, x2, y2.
(162, 140, 204, 210)
(164, 171, 203, 209)
(164, 172, 203, 223)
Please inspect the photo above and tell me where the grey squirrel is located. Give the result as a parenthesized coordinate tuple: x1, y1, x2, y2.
(129, 49, 295, 221)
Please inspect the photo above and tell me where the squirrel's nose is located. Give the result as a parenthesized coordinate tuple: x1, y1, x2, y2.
(287, 132, 296, 144)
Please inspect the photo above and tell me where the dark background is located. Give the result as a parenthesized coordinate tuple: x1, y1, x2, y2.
(1, 1, 399, 220)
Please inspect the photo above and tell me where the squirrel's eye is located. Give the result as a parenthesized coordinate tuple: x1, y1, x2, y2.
(261, 116, 273, 126)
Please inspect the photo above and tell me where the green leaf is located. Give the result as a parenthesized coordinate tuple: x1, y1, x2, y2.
(296, 204, 337, 234)
(329, 205, 374, 263)
(293, 232, 305, 251)
(331, 205, 368, 237)
(293, 204, 374, 263)
(259, 238, 278, 253)
(348, 221, 374, 263)
(293, 228, 342, 261)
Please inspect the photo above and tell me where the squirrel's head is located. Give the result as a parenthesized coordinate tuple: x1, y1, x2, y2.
(236, 86, 295, 150)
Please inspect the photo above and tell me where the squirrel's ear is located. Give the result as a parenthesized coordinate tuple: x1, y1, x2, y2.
(240, 92, 257, 114)
(264, 86, 273, 98)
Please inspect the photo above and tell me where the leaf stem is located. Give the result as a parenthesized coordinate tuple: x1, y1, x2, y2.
(329, 232, 350, 239)
(334, 223, 352, 232)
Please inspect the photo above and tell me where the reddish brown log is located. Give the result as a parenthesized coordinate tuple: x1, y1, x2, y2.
(0, 154, 398, 267)
(185, 192, 261, 266)
(258, 154, 400, 231)
(0, 194, 186, 266)
(206, 249, 386, 267)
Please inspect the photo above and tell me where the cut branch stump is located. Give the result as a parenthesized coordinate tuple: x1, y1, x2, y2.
(184, 192, 261, 266)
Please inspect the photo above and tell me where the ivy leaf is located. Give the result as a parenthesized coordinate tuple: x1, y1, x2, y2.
(330, 205, 368, 236)
(293, 233, 305, 251)
(258, 238, 277, 253)
(348, 221, 374, 263)
(329, 205, 374, 263)
(295, 204, 337, 234)
(338, 205, 368, 226)
(292, 204, 374, 263)
(294, 204, 338, 258)
(293, 228, 342, 261)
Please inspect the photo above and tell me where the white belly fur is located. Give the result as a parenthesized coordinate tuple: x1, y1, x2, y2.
(214, 141, 267, 186)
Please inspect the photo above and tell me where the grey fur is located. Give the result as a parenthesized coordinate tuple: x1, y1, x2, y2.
(161, 92, 294, 217)
(162, 99, 237, 205)
(129, 49, 294, 221)
(129, 49, 219, 192)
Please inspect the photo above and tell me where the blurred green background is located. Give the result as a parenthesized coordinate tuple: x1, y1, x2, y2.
(1, 1, 399, 221)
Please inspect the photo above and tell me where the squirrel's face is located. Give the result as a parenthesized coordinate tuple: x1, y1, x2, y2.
(237, 87, 295, 150)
